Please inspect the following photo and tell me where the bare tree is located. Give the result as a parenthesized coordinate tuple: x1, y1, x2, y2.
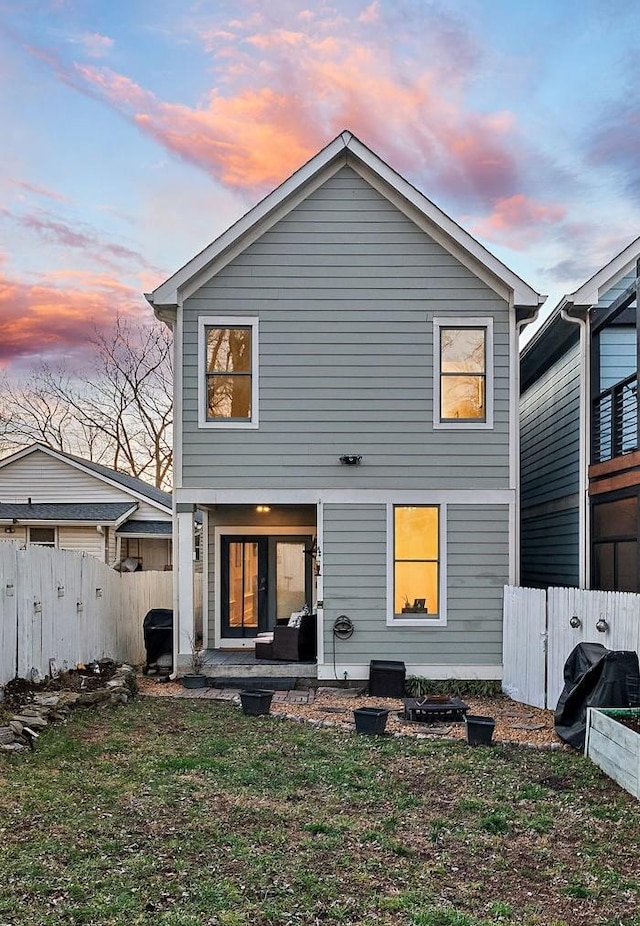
(0, 316, 173, 488)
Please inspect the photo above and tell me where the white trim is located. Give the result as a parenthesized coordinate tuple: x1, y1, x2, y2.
(148, 130, 543, 311)
(433, 317, 494, 430)
(201, 507, 209, 649)
(316, 499, 324, 666)
(386, 502, 447, 627)
(317, 663, 502, 681)
(173, 299, 183, 488)
(177, 488, 515, 505)
(197, 315, 259, 429)
(560, 306, 591, 587)
(176, 511, 195, 660)
(566, 235, 640, 307)
(213, 523, 316, 648)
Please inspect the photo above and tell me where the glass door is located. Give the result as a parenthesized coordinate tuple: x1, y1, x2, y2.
(220, 537, 268, 637)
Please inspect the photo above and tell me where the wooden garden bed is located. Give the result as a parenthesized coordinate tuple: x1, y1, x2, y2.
(585, 708, 640, 799)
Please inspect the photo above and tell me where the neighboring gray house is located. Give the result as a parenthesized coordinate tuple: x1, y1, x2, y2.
(521, 237, 640, 591)
(0, 443, 173, 570)
(147, 130, 543, 681)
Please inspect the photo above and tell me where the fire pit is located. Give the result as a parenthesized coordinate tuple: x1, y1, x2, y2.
(403, 696, 468, 724)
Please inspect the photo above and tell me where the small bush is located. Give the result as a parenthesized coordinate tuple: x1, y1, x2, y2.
(405, 677, 502, 698)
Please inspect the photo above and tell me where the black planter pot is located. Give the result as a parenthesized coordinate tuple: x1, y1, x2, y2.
(240, 689, 274, 716)
(182, 673, 207, 689)
(465, 714, 496, 746)
(353, 707, 390, 735)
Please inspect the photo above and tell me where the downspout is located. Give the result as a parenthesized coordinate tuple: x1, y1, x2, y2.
(561, 304, 590, 588)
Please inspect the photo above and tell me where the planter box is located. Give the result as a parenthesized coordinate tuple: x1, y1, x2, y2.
(240, 689, 274, 716)
(585, 708, 640, 799)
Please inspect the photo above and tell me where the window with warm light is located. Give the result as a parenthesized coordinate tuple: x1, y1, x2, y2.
(198, 316, 259, 428)
(433, 318, 493, 429)
(392, 506, 440, 619)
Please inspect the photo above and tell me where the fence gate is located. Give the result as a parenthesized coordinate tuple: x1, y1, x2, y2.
(503, 584, 640, 709)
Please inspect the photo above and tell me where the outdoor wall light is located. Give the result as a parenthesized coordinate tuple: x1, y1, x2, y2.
(569, 615, 582, 629)
(4, 527, 15, 534)
(596, 617, 609, 633)
(255, 505, 271, 513)
(339, 455, 362, 466)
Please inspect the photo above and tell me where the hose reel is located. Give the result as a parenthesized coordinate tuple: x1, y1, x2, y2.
(332, 614, 354, 640)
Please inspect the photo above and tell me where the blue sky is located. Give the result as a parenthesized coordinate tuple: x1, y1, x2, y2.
(0, 0, 638, 371)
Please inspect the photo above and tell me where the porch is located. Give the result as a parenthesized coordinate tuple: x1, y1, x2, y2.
(200, 647, 318, 682)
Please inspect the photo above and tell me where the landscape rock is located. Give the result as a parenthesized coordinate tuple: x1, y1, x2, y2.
(0, 727, 15, 745)
(11, 714, 48, 729)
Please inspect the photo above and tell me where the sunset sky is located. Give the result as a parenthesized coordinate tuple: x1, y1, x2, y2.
(0, 0, 638, 373)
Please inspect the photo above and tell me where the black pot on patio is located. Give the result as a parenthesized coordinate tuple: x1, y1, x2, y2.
(182, 673, 207, 689)
(240, 689, 274, 716)
(353, 706, 389, 735)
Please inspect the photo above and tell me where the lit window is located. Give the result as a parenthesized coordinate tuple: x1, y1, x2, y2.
(198, 316, 258, 428)
(206, 326, 252, 420)
(440, 327, 486, 421)
(393, 506, 439, 617)
(28, 526, 56, 547)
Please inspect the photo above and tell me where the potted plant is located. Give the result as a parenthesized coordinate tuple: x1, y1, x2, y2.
(182, 635, 208, 689)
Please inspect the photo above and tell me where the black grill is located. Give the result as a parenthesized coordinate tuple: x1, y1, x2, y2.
(142, 608, 173, 675)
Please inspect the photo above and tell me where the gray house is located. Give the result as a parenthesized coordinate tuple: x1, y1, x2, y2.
(147, 130, 543, 681)
(521, 237, 640, 591)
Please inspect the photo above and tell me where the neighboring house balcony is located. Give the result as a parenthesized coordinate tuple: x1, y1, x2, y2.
(592, 372, 638, 463)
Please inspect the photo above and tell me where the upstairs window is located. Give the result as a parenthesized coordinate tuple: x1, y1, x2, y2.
(198, 316, 259, 428)
(433, 318, 494, 429)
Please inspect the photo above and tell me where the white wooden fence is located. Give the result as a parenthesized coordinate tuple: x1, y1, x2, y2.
(503, 585, 640, 709)
(0, 542, 201, 686)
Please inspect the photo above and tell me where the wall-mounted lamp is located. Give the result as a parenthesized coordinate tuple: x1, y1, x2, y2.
(569, 615, 582, 629)
(596, 617, 609, 633)
(4, 527, 15, 534)
(339, 455, 362, 466)
(255, 505, 271, 513)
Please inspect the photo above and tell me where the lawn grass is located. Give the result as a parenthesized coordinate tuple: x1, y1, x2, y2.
(1, 697, 639, 925)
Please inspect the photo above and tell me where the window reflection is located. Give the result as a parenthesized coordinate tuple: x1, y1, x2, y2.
(440, 328, 486, 421)
(206, 327, 252, 419)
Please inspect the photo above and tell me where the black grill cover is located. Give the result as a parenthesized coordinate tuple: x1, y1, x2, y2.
(142, 608, 173, 669)
(554, 642, 640, 749)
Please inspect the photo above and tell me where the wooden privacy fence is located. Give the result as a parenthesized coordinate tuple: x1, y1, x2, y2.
(503, 585, 640, 710)
(0, 542, 201, 686)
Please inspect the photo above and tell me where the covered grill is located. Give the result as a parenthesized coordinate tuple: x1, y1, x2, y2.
(142, 608, 173, 675)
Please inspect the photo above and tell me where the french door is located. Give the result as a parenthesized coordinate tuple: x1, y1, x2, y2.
(220, 534, 313, 639)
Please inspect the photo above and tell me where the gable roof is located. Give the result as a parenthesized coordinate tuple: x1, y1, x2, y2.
(147, 130, 544, 315)
(564, 235, 640, 309)
(0, 444, 171, 515)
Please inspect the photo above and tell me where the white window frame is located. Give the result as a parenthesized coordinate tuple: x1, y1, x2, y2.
(386, 503, 447, 627)
(28, 525, 57, 548)
(198, 315, 259, 429)
(433, 317, 494, 430)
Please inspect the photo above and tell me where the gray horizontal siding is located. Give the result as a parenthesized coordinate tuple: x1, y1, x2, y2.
(520, 339, 580, 507)
(600, 327, 636, 390)
(181, 165, 512, 491)
(521, 508, 579, 588)
(322, 502, 508, 667)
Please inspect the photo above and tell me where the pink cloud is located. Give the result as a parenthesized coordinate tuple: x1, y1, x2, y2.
(0, 208, 161, 273)
(0, 271, 146, 367)
(471, 194, 566, 249)
(26, 9, 540, 212)
(76, 32, 114, 58)
(9, 179, 68, 202)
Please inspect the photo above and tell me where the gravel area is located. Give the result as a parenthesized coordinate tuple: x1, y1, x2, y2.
(138, 676, 562, 748)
